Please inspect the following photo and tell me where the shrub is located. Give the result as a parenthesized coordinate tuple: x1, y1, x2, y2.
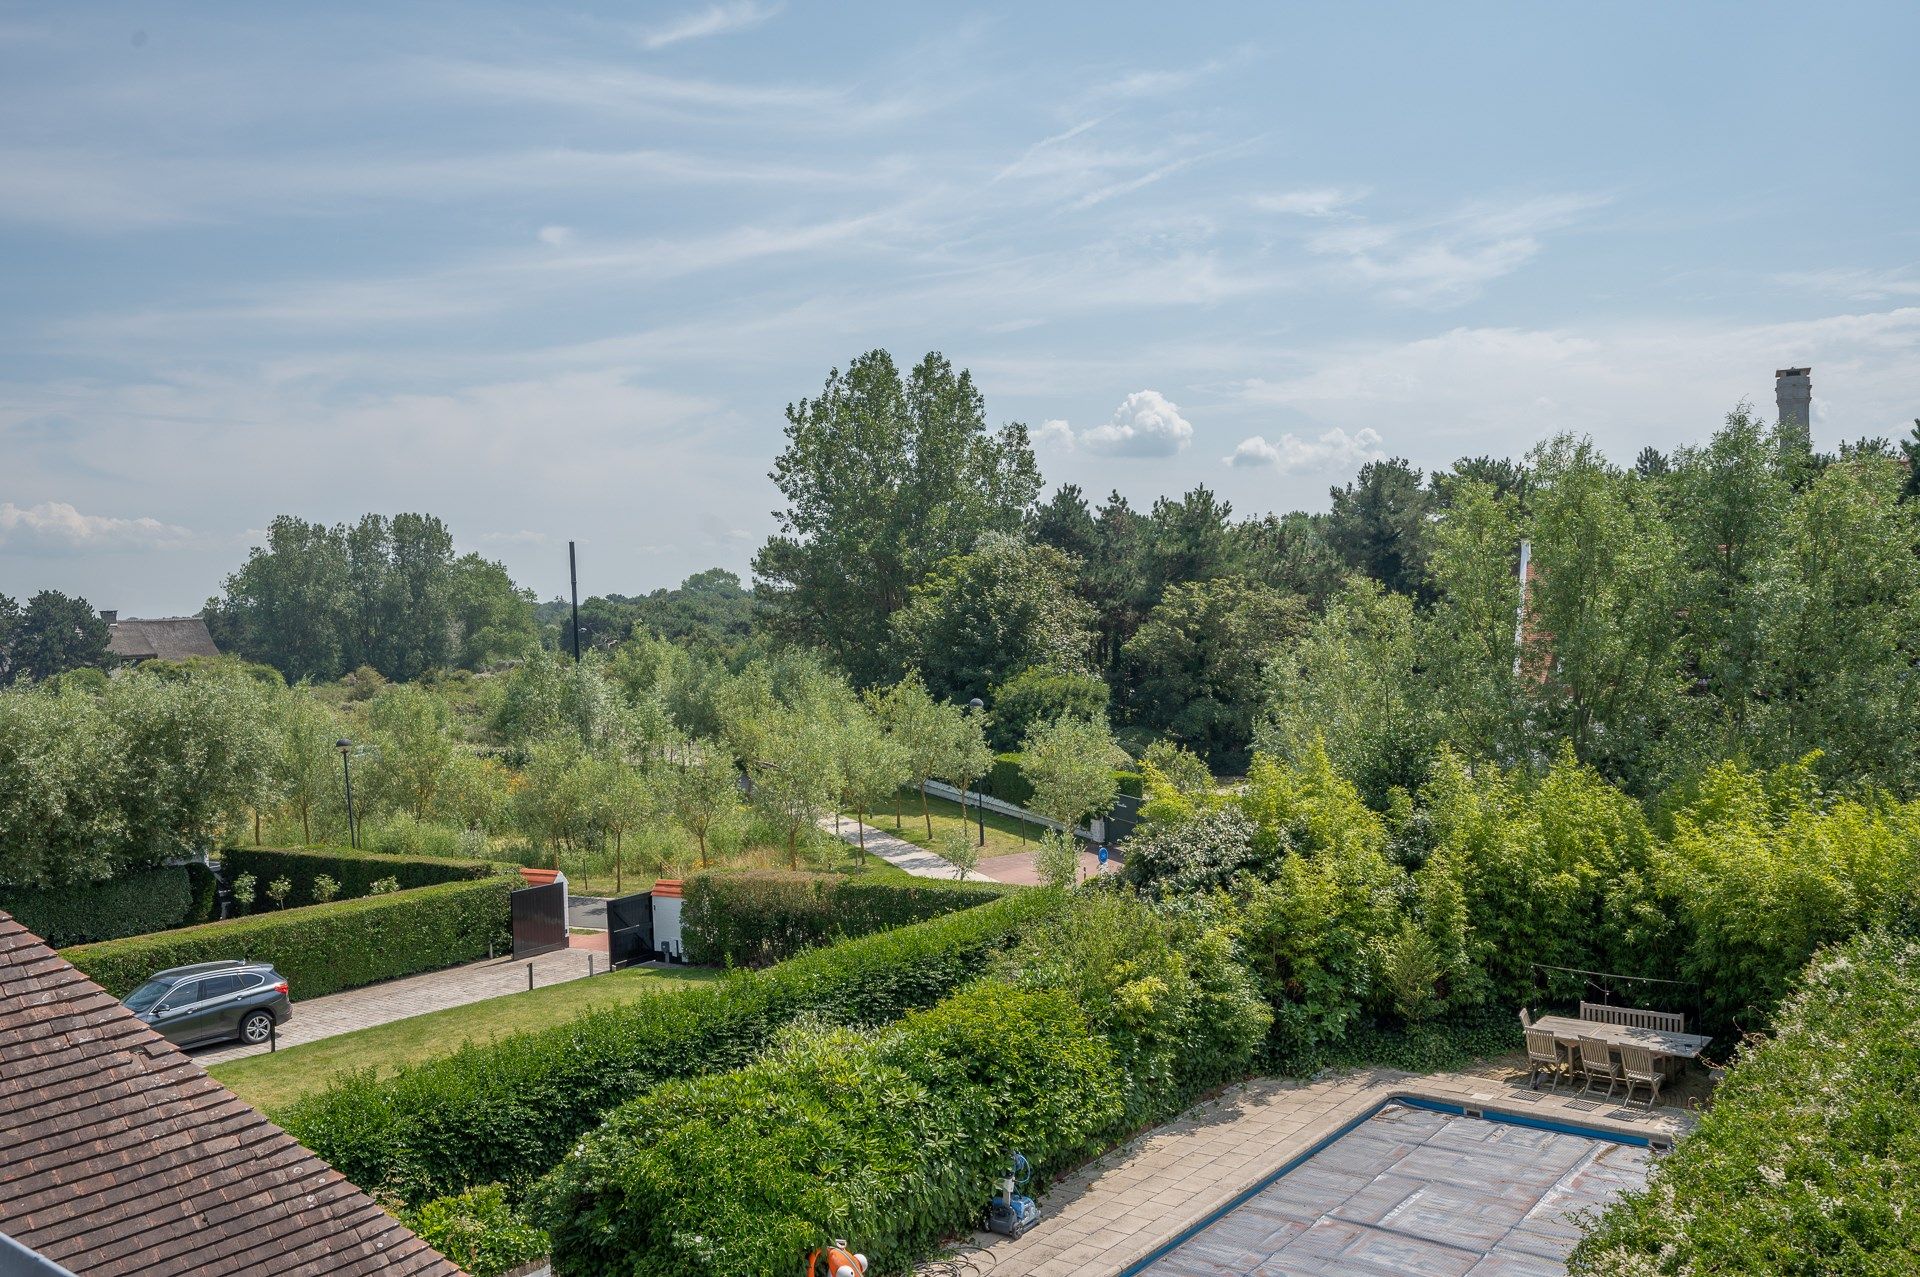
(312, 874, 340, 904)
(0, 865, 194, 947)
(220, 845, 495, 908)
(401, 1184, 549, 1277)
(277, 889, 1066, 1205)
(680, 870, 1009, 967)
(183, 861, 219, 924)
(266, 876, 292, 909)
(1571, 930, 1920, 1274)
(1123, 805, 1259, 897)
(63, 875, 513, 1001)
(532, 983, 1122, 1277)
(230, 872, 257, 911)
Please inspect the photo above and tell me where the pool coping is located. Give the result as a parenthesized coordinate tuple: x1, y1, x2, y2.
(1112, 1091, 1664, 1276)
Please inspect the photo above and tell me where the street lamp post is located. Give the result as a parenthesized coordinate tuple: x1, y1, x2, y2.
(336, 738, 358, 850)
(967, 698, 986, 847)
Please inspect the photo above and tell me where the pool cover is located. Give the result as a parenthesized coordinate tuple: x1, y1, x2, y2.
(1129, 1101, 1651, 1276)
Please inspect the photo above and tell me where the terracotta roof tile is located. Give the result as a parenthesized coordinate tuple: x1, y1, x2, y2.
(0, 911, 467, 1277)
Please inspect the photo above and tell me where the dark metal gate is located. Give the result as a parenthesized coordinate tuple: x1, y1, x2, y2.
(511, 882, 568, 959)
(605, 890, 654, 968)
(1104, 792, 1142, 844)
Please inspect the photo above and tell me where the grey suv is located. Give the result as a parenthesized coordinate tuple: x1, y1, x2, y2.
(122, 960, 292, 1048)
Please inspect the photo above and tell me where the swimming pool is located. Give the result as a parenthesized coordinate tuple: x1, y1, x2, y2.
(1121, 1098, 1653, 1276)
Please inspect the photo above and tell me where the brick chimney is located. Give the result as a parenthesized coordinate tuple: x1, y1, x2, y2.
(1775, 367, 1811, 452)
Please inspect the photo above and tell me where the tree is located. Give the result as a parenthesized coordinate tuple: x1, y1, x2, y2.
(888, 533, 1094, 703)
(667, 744, 741, 867)
(942, 703, 995, 828)
(870, 673, 971, 838)
(0, 687, 126, 888)
(1125, 575, 1306, 770)
(753, 350, 1042, 685)
(833, 703, 911, 858)
(270, 688, 343, 845)
(209, 513, 534, 681)
(105, 670, 274, 865)
(1326, 458, 1435, 598)
(364, 684, 458, 821)
(1019, 714, 1119, 835)
(1144, 485, 1240, 601)
(744, 711, 842, 869)
(1901, 419, 1920, 501)
(589, 758, 655, 893)
(0, 594, 20, 684)
(1262, 578, 1441, 806)
(1234, 512, 1345, 610)
(1423, 481, 1528, 767)
(8, 591, 112, 684)
(987, 665, 1109, 752)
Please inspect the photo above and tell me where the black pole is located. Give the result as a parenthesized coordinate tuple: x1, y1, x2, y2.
(337, 739, 357, 850)
(568, 540, 582, 663)
(967, 698, 986, 847)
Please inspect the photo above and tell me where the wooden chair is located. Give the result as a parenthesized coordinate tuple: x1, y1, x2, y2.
(1619, 1043, 1664, 1109)
(1576, 1036, 1624, 1100)
(1525, 1028, 1565, 1090)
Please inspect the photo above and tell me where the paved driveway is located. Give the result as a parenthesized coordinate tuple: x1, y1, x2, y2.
(190, 944, 600, 1067)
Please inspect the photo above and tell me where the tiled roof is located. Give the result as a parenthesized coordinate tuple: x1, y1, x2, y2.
(105, 617, 221, 663)
(0, 912, 466, 1277)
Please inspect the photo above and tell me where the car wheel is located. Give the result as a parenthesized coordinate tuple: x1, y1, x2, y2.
(240, 1010, 274, 1045)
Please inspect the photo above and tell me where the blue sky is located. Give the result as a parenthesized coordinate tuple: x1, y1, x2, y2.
(2, 1, 1916, 615)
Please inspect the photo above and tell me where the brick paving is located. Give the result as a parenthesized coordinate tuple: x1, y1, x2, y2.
(190, 943, 603, 1067)
(921, 1067, 1694, 1276)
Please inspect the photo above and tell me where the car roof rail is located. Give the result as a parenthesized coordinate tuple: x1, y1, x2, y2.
(152, 959, 247, 979)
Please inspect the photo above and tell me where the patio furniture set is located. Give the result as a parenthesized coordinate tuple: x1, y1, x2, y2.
(1520, 1003, 1711, 1108)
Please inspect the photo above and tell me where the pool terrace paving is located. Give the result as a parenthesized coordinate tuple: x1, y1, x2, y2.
(924, 1067, 1693, 1277)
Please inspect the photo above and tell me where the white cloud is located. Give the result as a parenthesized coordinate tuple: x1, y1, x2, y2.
(1253, 186, 1366, 217)
(1033, 419, 1076, 450)
(537, 225, 574, 246)
(0, 502, 194, 552)
(1080, 390, 1194, 457)
(1226, 426, 1384, 471)
(637, 2, 782, 51)
(1776, 266, 1920, 302)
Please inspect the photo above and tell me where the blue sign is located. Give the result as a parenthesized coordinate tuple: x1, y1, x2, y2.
(1097, 845, 1110, 866)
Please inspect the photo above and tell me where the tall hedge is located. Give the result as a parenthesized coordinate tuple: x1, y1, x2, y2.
(278, 889, 1067, 1205)
(0, 865, 195, 947)
(681, 870, 1010, 967)
(533, 983, 1122, 1277)
(63, 875, 513, 1000)
(220, 845, 494, 907)
(982, 753, 1140, 814)
(1571, 929, 1920, 1274)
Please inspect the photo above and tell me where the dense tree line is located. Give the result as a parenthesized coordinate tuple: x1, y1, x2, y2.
(206, 512, 540, 682)
(0, 590, 111, 686)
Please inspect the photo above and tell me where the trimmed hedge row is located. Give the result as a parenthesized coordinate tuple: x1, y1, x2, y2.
(533, 983, 1121, 1276)
(532, 891, 1271, 1275)
(278, 889, 1067, 1205)
(220, 844, 495, 908)
(681, 870, 1010, 967)
(984, 753, 1143, 812)
(1570, 929, 1920, 1274)
(0, 865, 198, 947)
(64, 875, 514, 1001)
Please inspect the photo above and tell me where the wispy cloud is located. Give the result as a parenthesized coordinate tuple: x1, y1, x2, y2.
(0, 501, 195, 552)
(637, 2, 783, 51)
(1303, 193, 1609, 306)
(1226, 426, 1383, 471)
(1253, 186, 1367, 217)
(1775, 266, 1920, 301)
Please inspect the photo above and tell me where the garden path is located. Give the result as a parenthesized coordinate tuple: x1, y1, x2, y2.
(920, 1066, 1694, 1277)
(190, 942, 604, 1067)
(817, 815, 999, 882)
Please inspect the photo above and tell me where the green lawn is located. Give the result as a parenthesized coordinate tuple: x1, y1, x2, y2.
(858, 788, 1043, 860)
(209, 964, 718, 1114)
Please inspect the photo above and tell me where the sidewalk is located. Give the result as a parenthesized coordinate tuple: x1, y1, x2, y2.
(818, 815, 997, 881)
(190, 942, 602, 1067)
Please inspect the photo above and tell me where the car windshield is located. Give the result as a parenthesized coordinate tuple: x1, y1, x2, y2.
(123, 980, 171, 1012)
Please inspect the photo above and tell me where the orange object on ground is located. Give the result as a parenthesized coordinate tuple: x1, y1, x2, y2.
(807, 1243, 867, 1277)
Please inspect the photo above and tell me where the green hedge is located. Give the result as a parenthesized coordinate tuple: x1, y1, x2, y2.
(220, 845, 495, 908)
(279, 889, 1067, 1205)
(401, 1185, 549, 1277)
(184, 861, 220, 924)
(64, 875, 514, 1001)
(983, 753, 1141, 813)
(681, 870, 1010, 967)
(532, 891, 1271, 1275)
(532, 982, 1121, 1277)
(1571, 929, 1920, 1274)
(0, 865, 194, 947)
